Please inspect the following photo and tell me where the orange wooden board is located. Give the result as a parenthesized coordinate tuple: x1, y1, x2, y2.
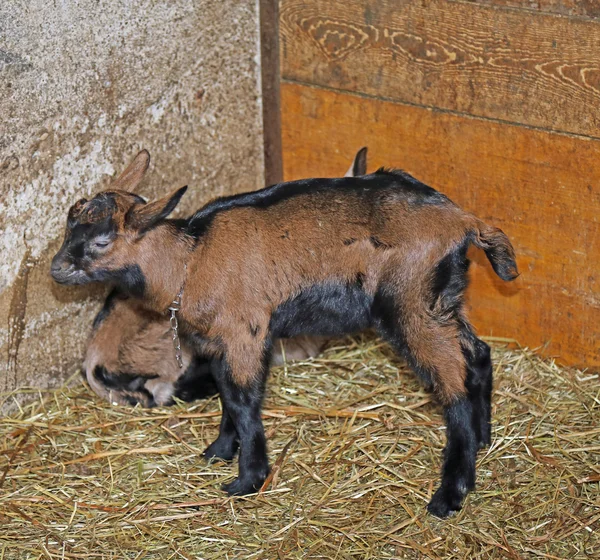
(281, 82, 600, 368)
(280, 0, 600, 138)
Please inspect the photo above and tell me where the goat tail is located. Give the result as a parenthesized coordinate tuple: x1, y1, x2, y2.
(471, 219, 519, 281)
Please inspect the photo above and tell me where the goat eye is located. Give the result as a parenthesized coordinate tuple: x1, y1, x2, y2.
(92, 238, 111, 249)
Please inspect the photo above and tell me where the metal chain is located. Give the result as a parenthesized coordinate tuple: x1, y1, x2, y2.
(168, 290, 184, 369)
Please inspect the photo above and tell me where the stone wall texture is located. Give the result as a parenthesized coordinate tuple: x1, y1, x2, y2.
(0, 0, 265, 409)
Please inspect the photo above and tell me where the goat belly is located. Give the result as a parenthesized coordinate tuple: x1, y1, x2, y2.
(269, 281, 373, 338)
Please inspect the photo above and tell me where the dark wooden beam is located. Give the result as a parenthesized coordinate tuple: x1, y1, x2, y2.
(260, 0, 283, 185)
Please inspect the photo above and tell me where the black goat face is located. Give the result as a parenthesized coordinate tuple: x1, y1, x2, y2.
(51, 191, 141, 285)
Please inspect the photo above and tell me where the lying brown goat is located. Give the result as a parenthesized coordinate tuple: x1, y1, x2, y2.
(85, 148, 368, 407)
(51, 149, 518, 517)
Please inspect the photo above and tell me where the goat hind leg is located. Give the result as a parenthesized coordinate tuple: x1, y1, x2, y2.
(460, 325, 493, 449)
(418, 330, 478, 517)
(427, 394, 478, 517)
(377, 304, 479, 517)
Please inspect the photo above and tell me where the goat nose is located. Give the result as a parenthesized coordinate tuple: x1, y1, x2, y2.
(50, 261, 63, 273)
(51, 255, 69, 274)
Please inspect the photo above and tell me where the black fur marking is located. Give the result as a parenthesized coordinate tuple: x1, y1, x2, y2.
(169, 218, 190, 230)
(343, 238, 356, 246)
(460, 326, 493, 449)
(431, 241, 470, 314)
(91, 289, 121, 330)
(92, 365, 157, 407)
(432, 254, 453, 297)
(93, 365, 157, 390)
(69, 239, 85, 260)
(249, 323, 260, 337)
(125, 395, 139, 406)
(91, 265, 146, 298)
(270, 281, 373, 338)
(172, 355, 219, 403)
(117, 265, 146, 298)
(371, 285, 397, 337)
(186, 172, 449, 239)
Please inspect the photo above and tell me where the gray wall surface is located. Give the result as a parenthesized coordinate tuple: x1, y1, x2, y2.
(0, 1, 265, 408)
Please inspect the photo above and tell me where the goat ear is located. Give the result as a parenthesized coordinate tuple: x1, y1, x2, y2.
(344, 147, 368, 177)
(112, 150, 151, 192)
(126, 186, 188, 233)
(67, 198, 89, 227)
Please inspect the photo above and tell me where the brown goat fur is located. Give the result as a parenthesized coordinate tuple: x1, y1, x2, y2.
(85, 148, 369, 407)
(52, 150, 518, 517)
(86, 292, 330, 407)
(84, 295, 184, 407)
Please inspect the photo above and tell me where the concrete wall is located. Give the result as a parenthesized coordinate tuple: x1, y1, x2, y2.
(0, 0, 266, 407)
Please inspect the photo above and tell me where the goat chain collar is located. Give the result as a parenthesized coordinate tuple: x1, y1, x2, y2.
(168, 264, 187, 369)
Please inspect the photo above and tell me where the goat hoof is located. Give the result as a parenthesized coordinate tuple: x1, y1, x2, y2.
(478, 424, 492, 449)
(427, 486, 465, 518)
(222, 476, 264, 496)
(478, 435, 491, 450)
(203, 439, 238, 462)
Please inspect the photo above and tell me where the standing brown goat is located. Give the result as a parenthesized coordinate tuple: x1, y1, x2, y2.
(85, 148, 368, 407)
(51, 149, 518, 517)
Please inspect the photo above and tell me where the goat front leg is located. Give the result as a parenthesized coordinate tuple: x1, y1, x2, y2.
(208, 345, 271, 496)
(203, 399, 239, 462)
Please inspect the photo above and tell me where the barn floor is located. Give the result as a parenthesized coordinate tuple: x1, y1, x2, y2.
(1, 336, 598, 559)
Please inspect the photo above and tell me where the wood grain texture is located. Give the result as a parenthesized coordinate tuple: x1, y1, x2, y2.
(260, 0, 283, 185)
(281, 82, 600, 368)
(461, 0, 600, 19)
(280, 0, 600, 138)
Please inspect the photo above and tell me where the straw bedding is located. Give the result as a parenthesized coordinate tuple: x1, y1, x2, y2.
(1, 335, 598, 559)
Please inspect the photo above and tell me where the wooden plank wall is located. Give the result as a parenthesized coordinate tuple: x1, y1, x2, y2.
(279, 0, 600, 368)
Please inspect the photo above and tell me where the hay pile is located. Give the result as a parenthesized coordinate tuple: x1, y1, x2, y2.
(1, 336, 598, 559)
